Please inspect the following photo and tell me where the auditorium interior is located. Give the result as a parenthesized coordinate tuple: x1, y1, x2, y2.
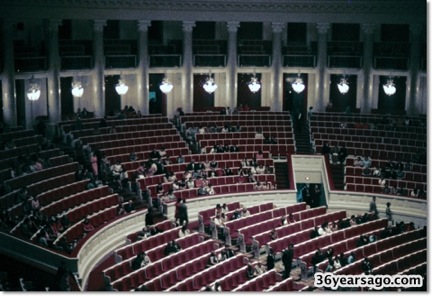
(0, 0, 428, 292)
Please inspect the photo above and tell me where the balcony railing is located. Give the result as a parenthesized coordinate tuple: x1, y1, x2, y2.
(61, 56, 93, 70)
(105, 55, 137, 69)
(193, 54, 226, 67)
(283, 55, 316, 68)
(15, 57, 47, 72)
(149, 54, 182, 67)
(328, 55, 362, 68)
(374, 56, 409, 70)
(238, 54, 271, 67)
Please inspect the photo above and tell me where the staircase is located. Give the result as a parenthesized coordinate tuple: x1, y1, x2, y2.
(293, 121, 314, 154)
(274, 162, 290, 189)
(330, 164, 345, 190)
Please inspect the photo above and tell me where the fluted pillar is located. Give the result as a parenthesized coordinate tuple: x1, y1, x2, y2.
(182, 21, 195, 113)
(316, 23, 330, 111)
(1, 19, 16, 127)
(47, 19, 62, 124)
(407, 24, 422, 116)
(271, 22, 285, 112)
(361, 24, 375, 113)
(226, 22, 239, 109)
(136, 20, 151, 114)
(92, 20, 106, 117)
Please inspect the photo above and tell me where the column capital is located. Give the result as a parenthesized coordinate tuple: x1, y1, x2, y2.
(271, 22, 285, 34)
(361, 24, 376, 35)
(137, 20, 151, 32)
(93, 20, 107, 32)
(316, 23, 330, 34)
(182, 21, 195, 32)
(226, 21, 240, 33)
(410, 24, 423, 35)
(48, 19, 62, 32)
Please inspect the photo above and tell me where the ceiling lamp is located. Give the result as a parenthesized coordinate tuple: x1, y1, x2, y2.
(383, 77, 396, 96)
(27, 78, 41, 101)
(292, 73, 305, 94)
(159, 77, 173, 94)
(203, 73, 217, 94)
(115, 77, 129, 95)
(248, 72, 261, 93)
(71, 81, 84, 98)
(337, 76, 349, 95)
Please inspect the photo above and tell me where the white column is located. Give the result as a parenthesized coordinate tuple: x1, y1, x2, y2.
(1, 19, 16, 127)
(47, 19, 62, 125)
(92, 20, 106, 117)
(271, 22, 285, 111)
(361, 24, 375, 113)
(182, 21, 195, 113)
(407, 24, 422, 116)
(316, 23, 330, 111)
(136, 20, 151, 115)
(226, 22, 239, 109)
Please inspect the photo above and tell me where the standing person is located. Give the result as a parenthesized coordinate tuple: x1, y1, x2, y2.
(295, 109, 303, 133)
(369, 196, 379, 219)
(178, 199, 189, 226)
(266, 248, 275, 270)
(385, 202, 393, 225)
(282, 244, 294, 279)
(90, 152, 98, 177)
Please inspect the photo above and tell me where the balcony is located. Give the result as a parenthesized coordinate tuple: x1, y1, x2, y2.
(61, 56, 93, 70)
(105, 55, 137, 69)
(328, 55, 362, 68)
(374, 56, 409, 70)
(238, 54, 271, 67)
(193, 54, 226, 67)
(283, 55, 316, 67)
(15, 57, 47, 72)
(149, 54, 182, 67)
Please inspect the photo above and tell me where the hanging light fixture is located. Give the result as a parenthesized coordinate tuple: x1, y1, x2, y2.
(27, 77, 41, 101)
(383, 77, 396, 96)
(291, 73, 305, 94)
(159, 77, 173, 94)
(337, 76, 349, 95)
(203, 72, 217, 94)
(248, 71, 261, 93)
(115, 76, 129, 95)
(71, 81, 84, 98)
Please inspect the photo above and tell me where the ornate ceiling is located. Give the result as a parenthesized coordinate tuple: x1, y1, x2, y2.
(0, 0, 426, 24)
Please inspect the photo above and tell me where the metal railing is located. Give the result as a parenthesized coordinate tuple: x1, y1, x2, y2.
(283, 55, 316, 68)
(374, 56, 409, 70)
(14, 57, 47, 72)
(238, 54, 271, 67)
(149, 54, 182, 67)
(328, 55, 363, 68)
(105, 55, 137, 69)
(61, 56, 93, 70)
(193, 54, 226, 67)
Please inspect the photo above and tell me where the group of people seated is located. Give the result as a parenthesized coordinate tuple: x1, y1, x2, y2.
(321, 142, 348, 165)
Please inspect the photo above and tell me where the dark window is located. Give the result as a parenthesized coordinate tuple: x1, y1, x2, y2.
(332, 23, 359, 41)
(287, 23, 306, 43)
(238, 22, 262, 40)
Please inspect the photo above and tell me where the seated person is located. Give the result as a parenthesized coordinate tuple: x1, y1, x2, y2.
(207, 251, 220, 266)
(254, 262, 266, 276)
(82, 217, 94, 234)
(246, 264, 255, 279)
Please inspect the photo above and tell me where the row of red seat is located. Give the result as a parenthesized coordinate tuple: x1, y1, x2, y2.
(196, 131, 294, 142)
(80, 128, 178, 145)
(345, 166, 426, 183)
(11, 135, 42, 148)
(71, 122, 174, 139)
(101, 143, 189, 158)
(180, 114, 291, 124)
(106, 232, 204, 285)
(200, 138, 295, 149)
(345, 176, 426, 192)
(0, 143, 40, 161)
(372, 249, 426, 279)
(310, 126, 426, 140)
(203, 144, 295, 155)
(233, 269, 281, 292)
(0, 129, 35, 144)
(198, 201, 241, 232)
(111, 239, 220, 291)
(313, 132, 426, 148)
(311, 112, 424, 126)
(41, 186, 112, 217)
(152, 253, 248, 292)
(90, 134, 182, 151)
(37, 179, 89, 208)
(183, 120, 292, 129)
(265, 277, 307, 291)
(314, 138, 424, 155)
(61, 116, 169, 133)
(237, 203, 308, 250)
(0, 147, 62, 171)
(66, 193, 121, 224)
(220, 203, 307, 246)
(345, 157, 426, 174)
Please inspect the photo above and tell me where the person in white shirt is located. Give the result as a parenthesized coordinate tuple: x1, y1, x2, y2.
(214, 214, 224, 227)
(206, 184, 215, 195)
(241, 207, 250, 217)
(186, 178, 195, 189)
(254, 262, 266, 276)
(255, 165, 265, 174)
(199, 126, 205, 134)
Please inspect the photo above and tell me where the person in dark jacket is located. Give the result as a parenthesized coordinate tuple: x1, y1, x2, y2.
(267, 248, 275, 270)
(282, 244, 294, 279)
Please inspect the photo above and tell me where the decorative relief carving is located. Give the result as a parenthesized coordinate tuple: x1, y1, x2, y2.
(271, 22, 285, 34)
(226, 21, 239, 33)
